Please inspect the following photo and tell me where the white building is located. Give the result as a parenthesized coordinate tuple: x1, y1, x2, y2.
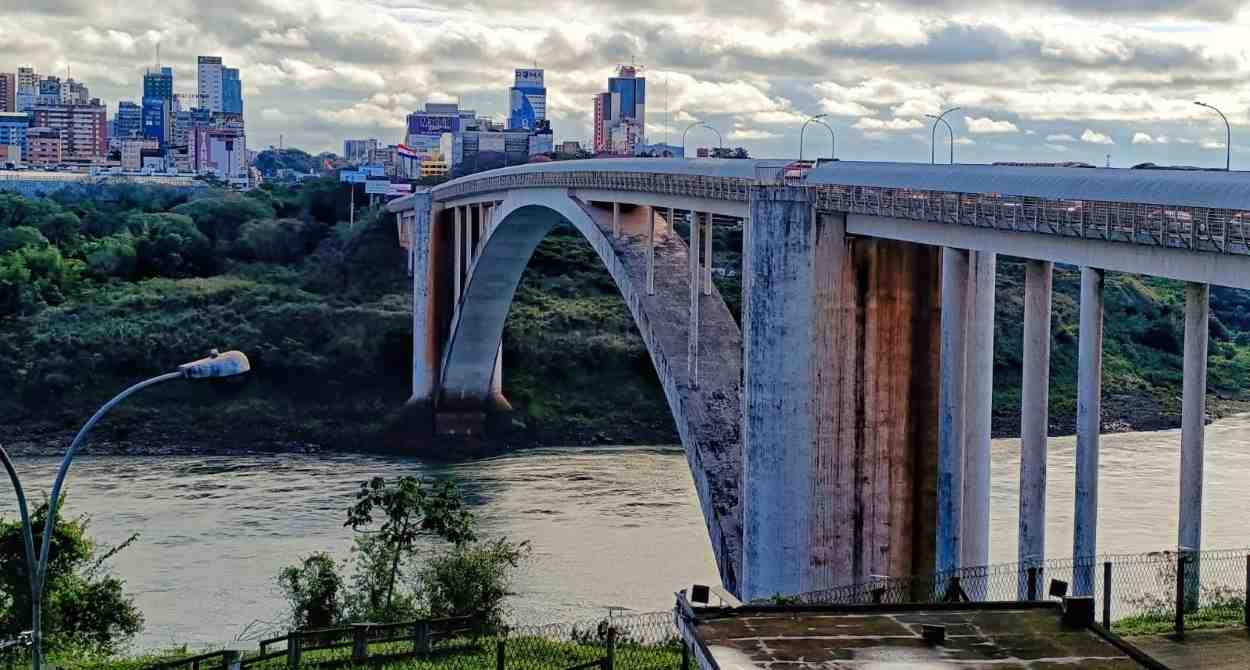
(121, 138, 160, 171)
(197, 56, 224, 113)
(610, 118, 644, 156)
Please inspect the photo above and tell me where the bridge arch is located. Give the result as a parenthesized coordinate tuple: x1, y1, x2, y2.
(438, 188, 744, 592)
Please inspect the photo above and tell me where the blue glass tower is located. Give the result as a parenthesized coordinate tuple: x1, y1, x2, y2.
(142, 97, 169, 147)
(222, 68, 242, 115)
(507, 68, 546, 131)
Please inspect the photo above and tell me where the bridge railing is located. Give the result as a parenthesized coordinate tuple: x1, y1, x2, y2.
(777, 547, 1250, 636)
(432, 167, 1250, 257)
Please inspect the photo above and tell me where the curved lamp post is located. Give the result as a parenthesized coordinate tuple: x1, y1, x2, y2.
(926, 107, 961, 165)
(682, 122, 723, 158)
(4, 349, 250, 670)
(1194, 101, 1231, 171)
(800, 114, 836, 162)
(701, 123, 723, 156)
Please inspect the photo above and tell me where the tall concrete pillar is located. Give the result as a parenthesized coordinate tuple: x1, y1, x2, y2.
(962, 251, 996, 574)
(1073, 267, 1104, 596)
(453, 206, 463, 304)
(703, 212, 714, 296)
(464, 205, 475, 267)
(477, 203, 485, 254)
(743, 186, 941, 601)
(1018, 259, 1053, 599)
(646, 208, 656, 296)
(688, 211, 701, 388)
(1179, 282, 1209, 608)
(937, 247, 971, 575)
(409, 207, 436, 404)
(612, 201, 621, 238)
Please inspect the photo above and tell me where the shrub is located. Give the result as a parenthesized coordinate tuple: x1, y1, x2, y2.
(83, 234, 139, 279)
(0, 226, 49, 254)
(172, 195, 276, 243)
(0, 245, 83, 316)
(132, 214, 215, 278)
(0, 504, 144, 655)
(418, 538, 531, 632)
(233, 218, 325, 263)
(278, 553, 344, 629)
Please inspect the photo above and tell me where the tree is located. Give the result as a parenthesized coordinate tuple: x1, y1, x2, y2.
(0, 245, 83, 316)
(345, 477, 476, 613)
(0, 503, 143, 655)
(171, 195, 276, 243)
(131, 213, 215, 277)
(0, 226, 50, 254)
(278, 553, 344, 629)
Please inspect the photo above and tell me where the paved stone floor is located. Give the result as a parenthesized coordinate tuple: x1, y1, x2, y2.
(694, 606, 1150, 668)
(1127, 628, 1250, 669)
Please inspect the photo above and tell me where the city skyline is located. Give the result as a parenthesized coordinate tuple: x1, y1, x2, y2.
(3, 0, 1249, 166)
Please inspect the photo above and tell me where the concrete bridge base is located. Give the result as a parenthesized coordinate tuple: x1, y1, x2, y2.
(742, 186, 941, 601)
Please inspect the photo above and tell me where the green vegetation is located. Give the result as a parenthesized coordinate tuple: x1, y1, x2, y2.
(0, 503, 143, 657)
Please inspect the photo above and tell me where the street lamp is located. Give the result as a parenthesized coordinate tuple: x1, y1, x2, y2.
(682, 122, 722, 158)
(4, 350, 250, 670)
(926, 107, 961, 165)
(800, 114, 836, 162)
(701, 123, 723, 156)
(1194, 101, 1231, 171)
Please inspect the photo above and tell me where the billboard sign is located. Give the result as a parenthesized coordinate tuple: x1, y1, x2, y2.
(514, 68, 544, 87)
(387, 183, 413, 196)
(407, 113, 460, 136)
(365, 178, 391, 195)
(339, 170, 365, 183)
(363, 164, 387, 177)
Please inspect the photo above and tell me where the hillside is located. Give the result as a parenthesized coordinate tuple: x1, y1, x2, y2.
(1, 180, 1248, 457)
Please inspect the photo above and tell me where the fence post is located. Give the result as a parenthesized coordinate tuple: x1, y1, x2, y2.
(1026, 567, 1038, 601)
(1103, 561, 1112, 629)
(286, 631, 302, 670)
(192, 660, 201, 670)
(1245, 555, 1249, 630)
(222, 650, 241, 670)
(604, 627, 617, 670)
(495, 639, 506, 670)
(681, 642, 690, 670)
(413, 621, 431, 654)
(352, 624, 371, 663)
(1174, 553, 1187, 638)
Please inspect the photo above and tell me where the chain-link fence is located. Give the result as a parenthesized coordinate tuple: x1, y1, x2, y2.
(783, 548, 1250, 636)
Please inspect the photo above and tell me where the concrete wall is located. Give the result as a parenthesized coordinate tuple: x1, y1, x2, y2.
(744, 187, 940, 600)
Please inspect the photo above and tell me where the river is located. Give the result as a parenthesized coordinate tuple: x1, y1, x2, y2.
(4, 415, 1250, 649)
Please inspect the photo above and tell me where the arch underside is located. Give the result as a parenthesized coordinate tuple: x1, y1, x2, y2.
(439, 188, 744, 592)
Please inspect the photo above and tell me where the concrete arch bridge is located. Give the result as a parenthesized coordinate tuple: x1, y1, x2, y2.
(387, 158, 1250, 602)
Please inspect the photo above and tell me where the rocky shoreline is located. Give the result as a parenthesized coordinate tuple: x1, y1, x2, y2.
(5, 397, 1249, 459)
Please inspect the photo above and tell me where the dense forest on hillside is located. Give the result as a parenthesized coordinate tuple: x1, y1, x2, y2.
(1, 177, 1248, 455)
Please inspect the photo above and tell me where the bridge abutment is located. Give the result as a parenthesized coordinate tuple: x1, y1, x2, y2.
(742, 186, 941, 601)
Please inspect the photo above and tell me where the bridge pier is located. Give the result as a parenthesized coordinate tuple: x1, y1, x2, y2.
(962, 250, 996, 576)
(1179, 282, 1209, 607)
(688, 211, 701, 387)
(1073, 266, 1104, 595)
(937, 247, 971, 574)
(1019, 259, 1053, 599)
(742, 186, 940, 601)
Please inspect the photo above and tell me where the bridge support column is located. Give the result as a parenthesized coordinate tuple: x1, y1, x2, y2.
(646, 207, 656, 295)
(743, 186, 940, 601)
(703, 212, 713, 296)
(477, 203, 485, 254)
(937, 247, 970, 575)
(613, 201, 621, 238)
(962, 251, 996, 578)
(688, 211, 701, 387)
(1073, 267, 1104, 595)
(1019, 259, 1053, 599)
(453, 206, 463, 305)
(1179, 281, 1209, 608)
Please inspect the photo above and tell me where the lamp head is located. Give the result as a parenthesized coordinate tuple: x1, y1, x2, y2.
(180, 349, 251, 379)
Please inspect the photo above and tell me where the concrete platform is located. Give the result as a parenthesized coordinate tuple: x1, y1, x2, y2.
(1127, 628, 1250, 670)
(680, 601, 1163, 669)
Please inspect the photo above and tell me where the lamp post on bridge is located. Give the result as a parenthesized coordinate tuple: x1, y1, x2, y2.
(799, 114, 836, 162)
(2, 350, 251, 670)
(683, 121, 722, 158)
(1194, 101, 1231, 171)
(702, 123, 723, 157)
(926, 107, 961, 165)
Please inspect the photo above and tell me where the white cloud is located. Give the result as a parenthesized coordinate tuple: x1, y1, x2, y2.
(1046, 134, 1077, 142)
(1132, 132, 1155, 144)
(1080, 129, 1115, 145)
(853, 117, 924, 131)
(730, 127, 781, 140)
(1201, 140, 1228, 149)
(965, 117, 1019, 134)
(1045, 144, 1070, 152)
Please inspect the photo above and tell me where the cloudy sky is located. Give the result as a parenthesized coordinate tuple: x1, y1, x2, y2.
(4, 0, 1249, 166)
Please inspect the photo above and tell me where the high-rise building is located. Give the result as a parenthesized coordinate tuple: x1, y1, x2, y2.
(60, 79, 89, 105)
(26, 127, 64, 166)
(16, 67, 37, 91)
(592, 65, 646, 155)
(343, 139, 378, 164)
(194, 121, 246, 182)
(121, 138, 160, 171)
(507, 68, 546, 131)
(197, 56, 224, 112)
(143, 67, 174, 103)
(222, 67, 242, 115)
(15, 68, 37, 113)
(142, 97, 171, 147)
(0, 74, 14, 113)
(31, 103, 106, 162)
(0, 112, 30, 162)
(115, 101, 142, 139)
(406, 103, 475, 158)
(37, 77, 61, 106)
